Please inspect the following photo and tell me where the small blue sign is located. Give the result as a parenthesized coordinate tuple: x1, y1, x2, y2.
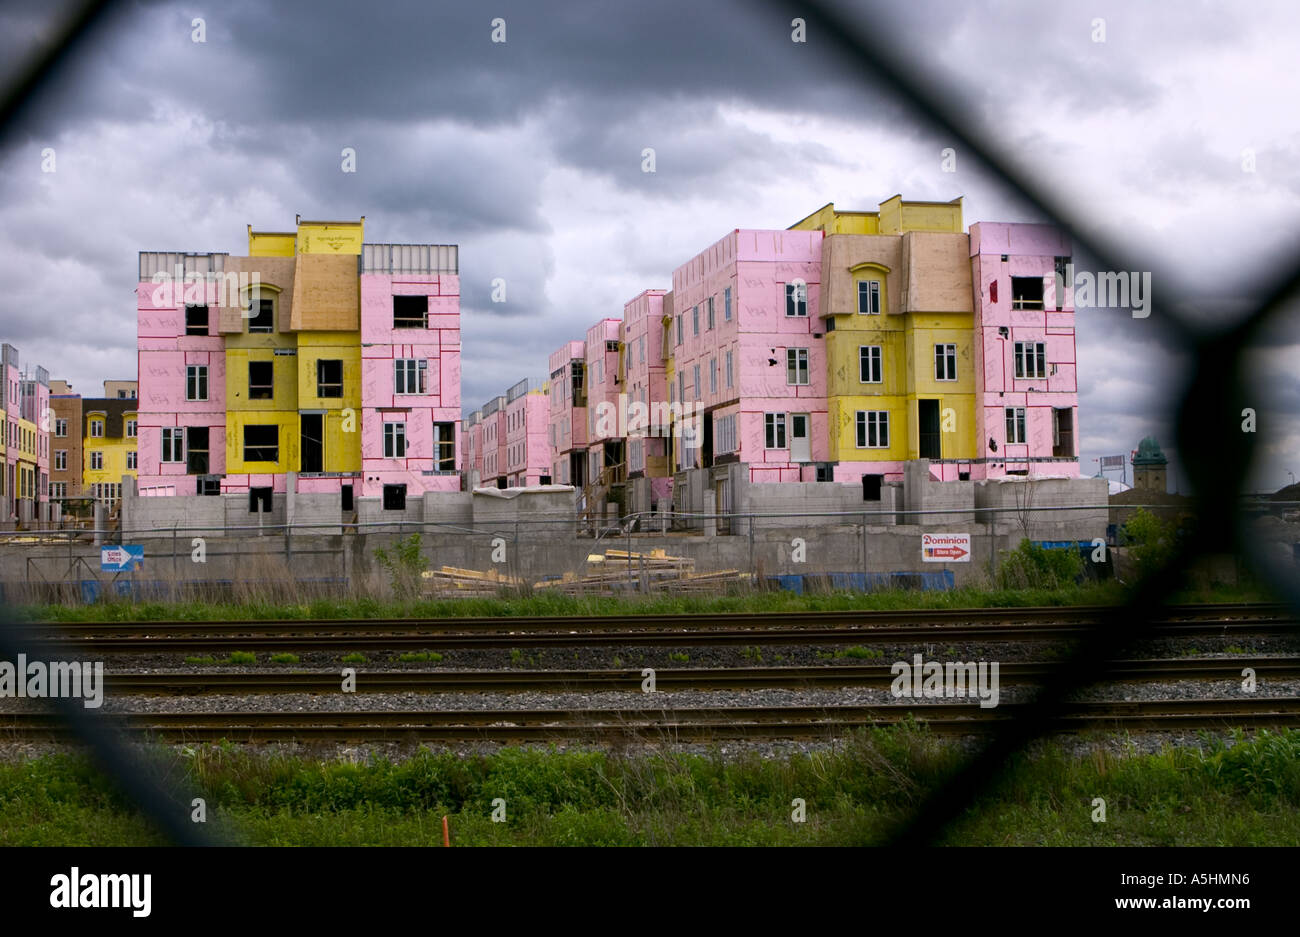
(100, 545, 144, 572)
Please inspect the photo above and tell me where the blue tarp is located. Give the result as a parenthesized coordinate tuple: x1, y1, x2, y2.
(767, 570, 954, 594)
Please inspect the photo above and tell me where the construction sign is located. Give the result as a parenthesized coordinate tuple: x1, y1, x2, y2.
(921, 533, 971, 563)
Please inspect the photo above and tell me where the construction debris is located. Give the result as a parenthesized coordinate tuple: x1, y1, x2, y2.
(419, 549, 752, 597)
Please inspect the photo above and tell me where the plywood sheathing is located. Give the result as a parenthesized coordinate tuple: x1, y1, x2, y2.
(291, 253, 360, 331)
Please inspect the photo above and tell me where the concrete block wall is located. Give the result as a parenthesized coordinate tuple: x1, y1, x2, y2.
(357, 496, 423, 533)
(903, 459, 975, 524)
(226, 492, 286, 530)
(975, 476, 1108, 541)
(422, 491, 474, 529)
(747, 481, 867, 529)
(287, 492, 342, 535)
(121, 490, 227, 538)
(471, 487, 576, 539)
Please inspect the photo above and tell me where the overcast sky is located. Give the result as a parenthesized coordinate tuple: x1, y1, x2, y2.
(1, 0, 1296, 492)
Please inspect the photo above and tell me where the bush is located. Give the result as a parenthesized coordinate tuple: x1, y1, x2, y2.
(995, 539, 1083, 590)
(374, 533, 425, 598)
(1120, 508, 1177, 577)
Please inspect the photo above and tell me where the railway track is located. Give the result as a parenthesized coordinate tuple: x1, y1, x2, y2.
(97, 656, 1300, 694)
(20, 604, 1298, 653)
(2, 698, 1296, 741)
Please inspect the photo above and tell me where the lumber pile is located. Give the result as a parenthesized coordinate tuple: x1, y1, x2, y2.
(535, 548, 752, 595)
(420, 565, 523, 597)
(420, 550, 753, 597)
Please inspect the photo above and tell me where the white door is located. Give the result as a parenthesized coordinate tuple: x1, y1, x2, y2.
(790, 413, 811, 463)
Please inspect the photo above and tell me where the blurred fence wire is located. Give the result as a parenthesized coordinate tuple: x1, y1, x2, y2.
(0, 0, 1296, 848)
(769, 0, 1300, 846)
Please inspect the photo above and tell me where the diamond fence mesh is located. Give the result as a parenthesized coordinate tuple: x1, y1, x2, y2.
(0, 0, 1295, 847)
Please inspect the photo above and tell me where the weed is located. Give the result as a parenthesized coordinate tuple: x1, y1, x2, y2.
(834, 646, 882, 660)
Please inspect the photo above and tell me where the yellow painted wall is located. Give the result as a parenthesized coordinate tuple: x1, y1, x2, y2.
(296, 221, 364, 255)
(878, 195, 963, 235)
(248, 230, 296, 257)
(824, 276, 975, 463)
(902, 313, 976, 459)
(296, 332, 362, 473)
(225, 347, 300, 412)
(828, 396, 910, 462)
(83, 438, 137, 487)
(15, 417, 38, 460)
(789, 203, 881, 235)
(225, 410, 298, 474)
(791, 198, 962, 236)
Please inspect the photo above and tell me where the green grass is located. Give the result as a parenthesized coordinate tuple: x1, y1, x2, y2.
(341, 653, 368, 664)
(834, 646, 883, 660)
(2, 727, 1297, 846)
(13, 579, 1271, 625)
(226, 651, 256, 665)
(268, 653, 300, 665)
(668, 652, 690, 663)
(396, 652, 443, 664)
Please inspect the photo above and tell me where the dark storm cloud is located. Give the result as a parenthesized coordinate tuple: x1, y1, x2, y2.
(0, 0, 1297, 488)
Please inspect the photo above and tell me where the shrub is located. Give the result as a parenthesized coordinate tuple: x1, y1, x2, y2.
(1120, 508, 1177, 577)
(374, 533, 425, 598)
(995, 539, 1083, 590)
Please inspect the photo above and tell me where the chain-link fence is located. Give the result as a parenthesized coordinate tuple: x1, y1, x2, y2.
(1, 0, 1297, 849)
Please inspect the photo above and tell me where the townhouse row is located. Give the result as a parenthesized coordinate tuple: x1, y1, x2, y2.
(463, 377, 551, 489)
(47, 380, 140, 508)
(134, 217, 461, 518)
(547, 196, 1079, 514)
(0, 344, 52, 523)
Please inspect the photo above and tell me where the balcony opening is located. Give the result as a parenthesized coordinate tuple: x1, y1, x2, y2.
(393, 295, 428, 329)
(247, 298, 274, 333)
(433, 421, 456, 471)
(243, 424, 279, 462)
(300, 413, 323, 473)
(316, 359, 343, 398)
(918, 400, 941, 459)
(1053, 407, 1075, 457)
(248, 361, 273, 399)
(1011, 277, 1044, 309)
(186, 426, 210, 474)
(185, 304, 209, 336)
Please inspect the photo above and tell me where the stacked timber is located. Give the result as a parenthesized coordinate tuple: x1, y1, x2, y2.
(420, 550, 752, 597)
(535, 548, 751, 595)
(420, 565, 523, 597)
